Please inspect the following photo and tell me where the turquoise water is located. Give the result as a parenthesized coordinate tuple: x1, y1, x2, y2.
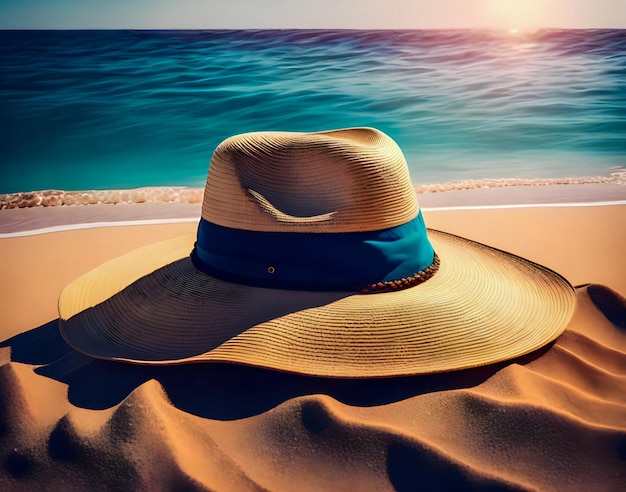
(1, 29, 625, 194)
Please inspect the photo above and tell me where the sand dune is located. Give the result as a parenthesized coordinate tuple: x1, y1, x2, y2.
(0, 286, 624, 491)
(0, 202, 625, 491)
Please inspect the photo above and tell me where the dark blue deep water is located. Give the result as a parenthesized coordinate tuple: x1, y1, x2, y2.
(1, 29, 625, 194)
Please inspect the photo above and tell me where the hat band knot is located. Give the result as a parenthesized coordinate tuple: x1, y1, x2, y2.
(191, 211, 436, 292)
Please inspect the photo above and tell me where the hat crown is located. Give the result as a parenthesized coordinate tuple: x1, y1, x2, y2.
(201, 128, 419, 232)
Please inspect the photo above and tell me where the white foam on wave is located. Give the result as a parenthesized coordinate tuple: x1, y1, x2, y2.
(1, 173, 625, 210)
(413, 173, 626, 193)
(0, 187, 205, 209)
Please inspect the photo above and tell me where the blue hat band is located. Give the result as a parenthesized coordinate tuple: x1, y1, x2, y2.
(191, 211, 436, 292)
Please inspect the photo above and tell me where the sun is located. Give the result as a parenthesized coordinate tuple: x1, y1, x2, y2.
(484, 0, 543, 30)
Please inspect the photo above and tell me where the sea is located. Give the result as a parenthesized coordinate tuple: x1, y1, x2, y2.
(1, 29, 625, 197)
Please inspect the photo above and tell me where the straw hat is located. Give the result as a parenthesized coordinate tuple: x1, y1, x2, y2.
(59, 128, 575, 377)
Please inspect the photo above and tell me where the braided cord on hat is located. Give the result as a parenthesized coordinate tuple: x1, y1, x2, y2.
(359, 253, 440, 293)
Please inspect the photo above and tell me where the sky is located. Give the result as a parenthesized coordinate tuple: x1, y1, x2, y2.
(1, 0, 625, 30)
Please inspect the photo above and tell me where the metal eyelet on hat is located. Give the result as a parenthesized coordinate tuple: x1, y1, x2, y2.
(267, 266, 276, 274)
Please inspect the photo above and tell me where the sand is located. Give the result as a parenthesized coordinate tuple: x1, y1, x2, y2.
(0, 190, 625, 491)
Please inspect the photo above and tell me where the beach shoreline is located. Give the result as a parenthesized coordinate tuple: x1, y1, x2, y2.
(1, 182, 624, 235)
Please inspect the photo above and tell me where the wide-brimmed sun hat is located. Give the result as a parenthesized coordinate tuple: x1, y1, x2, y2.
(59, 128, 576, 377)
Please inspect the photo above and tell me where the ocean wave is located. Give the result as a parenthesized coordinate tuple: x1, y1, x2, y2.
(2, 174, 624, 210)
(2, 29, 626, 194)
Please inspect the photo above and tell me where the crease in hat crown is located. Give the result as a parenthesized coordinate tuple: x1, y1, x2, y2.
(201, 127, 420, 233)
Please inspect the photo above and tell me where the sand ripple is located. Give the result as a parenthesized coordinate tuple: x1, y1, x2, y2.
(0, 285, 624, 491)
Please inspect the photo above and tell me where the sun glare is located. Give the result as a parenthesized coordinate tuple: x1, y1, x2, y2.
(485, 0, 543, 31)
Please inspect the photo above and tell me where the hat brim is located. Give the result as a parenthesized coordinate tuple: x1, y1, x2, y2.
(59, 230, 575, 377)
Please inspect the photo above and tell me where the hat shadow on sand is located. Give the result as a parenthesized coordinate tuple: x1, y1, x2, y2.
(2, 319, 554, 420)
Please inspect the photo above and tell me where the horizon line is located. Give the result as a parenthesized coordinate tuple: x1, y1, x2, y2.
(2, 26, 625, 32)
